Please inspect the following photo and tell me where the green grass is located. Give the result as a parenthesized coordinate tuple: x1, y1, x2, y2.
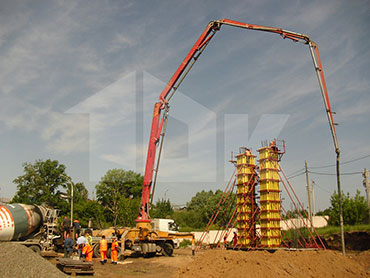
(315, 224, 370, 236)
(179, 239, 192, 248)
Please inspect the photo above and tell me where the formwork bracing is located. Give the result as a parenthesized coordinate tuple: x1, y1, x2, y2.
(196, 139, 326, 251)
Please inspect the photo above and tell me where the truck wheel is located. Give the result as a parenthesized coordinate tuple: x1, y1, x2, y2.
(93, 244, 100, 258)
(162, 242, 173, 257)
(28, 245, 41, 255)
(107, 247, 112, 258)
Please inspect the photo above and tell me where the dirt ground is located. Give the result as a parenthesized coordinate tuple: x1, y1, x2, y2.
(46, 248, 370, 278)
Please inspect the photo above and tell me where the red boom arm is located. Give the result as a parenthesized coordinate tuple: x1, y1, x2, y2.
(136, 19, 339, 223)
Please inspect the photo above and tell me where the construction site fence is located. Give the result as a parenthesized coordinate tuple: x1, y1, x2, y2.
(185, 215, 329, 247)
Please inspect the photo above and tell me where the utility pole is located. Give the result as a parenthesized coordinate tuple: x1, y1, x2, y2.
(311, 180, 316, 216)
(363, 169, 370, 215)
(305, 160, 313, 231)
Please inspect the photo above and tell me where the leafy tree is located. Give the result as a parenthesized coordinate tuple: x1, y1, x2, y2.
(150, 198, 174, 219)
(12, 159, 71, 213)
(328, 190, 369, 225)
(95, 169, 143, 226)
(283, 209, 308, 220)
(74, 200, 106, 229)
(173, 190, 236, 229)
(117, 197, 141, 227)
(316, 208, 331, 216)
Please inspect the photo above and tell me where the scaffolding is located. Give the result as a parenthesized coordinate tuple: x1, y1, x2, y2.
(196, 140, 326, 251)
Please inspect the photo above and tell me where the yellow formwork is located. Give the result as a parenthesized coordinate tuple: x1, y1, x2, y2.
(237, 167, 255, 175)
(259, 159, 279, 170)
(260, 192, 280, 201)
(237, 238, 252, 246)
(260, 202, 281, 211)
(260, 220, 280, 229)
(237, 196, 253, 203)
(237, 213, 253, 221)
(258, 144, 282, 248)
(260, 210, 280, 220)
(236, 185, 254, 195)
(260, 180, 280, 191)
(237, 174, 255, 184)
(261, 237, 281, 247)
(236, 148, 257, 248)
(260, 229, 281, 238)
(236, 153, 256, 165)
(237, 206, 252, 213)
(258, 147, 278, 160)
(259, 170, 279, 181)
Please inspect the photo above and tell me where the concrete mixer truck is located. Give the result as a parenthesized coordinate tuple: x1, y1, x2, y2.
(0, 203, 63, 255)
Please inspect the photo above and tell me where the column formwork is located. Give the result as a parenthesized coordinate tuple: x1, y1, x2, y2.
(258, 143, 281, 247)
(235, 148, 257, 247)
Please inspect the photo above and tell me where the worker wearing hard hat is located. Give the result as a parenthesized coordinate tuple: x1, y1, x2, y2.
(85, 231, 93, 246)
(111, 236, 119, 264)
(100, 235, 108, 265)
(270, 140, 278, 152)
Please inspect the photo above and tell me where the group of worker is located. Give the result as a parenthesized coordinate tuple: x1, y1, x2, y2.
(99, 235, 119, 265)
(62, 217, 119, 265)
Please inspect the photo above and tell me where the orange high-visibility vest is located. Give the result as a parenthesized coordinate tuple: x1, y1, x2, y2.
(111, 241, 119, 252)
(100, 239, 108, 251)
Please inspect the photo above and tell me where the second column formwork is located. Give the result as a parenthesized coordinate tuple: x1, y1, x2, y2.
(258, 141, 281, 248)
(235, 148, 257, 247)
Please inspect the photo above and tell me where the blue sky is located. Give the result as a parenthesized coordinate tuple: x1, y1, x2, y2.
(0, 0, 369, 212)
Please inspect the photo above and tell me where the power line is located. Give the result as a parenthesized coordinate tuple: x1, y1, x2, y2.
(286, 168, 305, 177)
(309, 154, 370, 169)
(308, 170, 362, 176)
(312, 181, 332, 194)
(286, 154, 370, 177)
(287, 171, 305, 180)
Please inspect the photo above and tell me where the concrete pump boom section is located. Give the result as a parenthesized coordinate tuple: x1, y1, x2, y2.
(137, 18, 342, 253)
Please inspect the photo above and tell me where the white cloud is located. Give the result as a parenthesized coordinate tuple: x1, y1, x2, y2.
(42, 112, 89, 153)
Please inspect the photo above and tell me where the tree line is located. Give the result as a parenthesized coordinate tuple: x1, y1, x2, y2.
(11, 159, 369, 230)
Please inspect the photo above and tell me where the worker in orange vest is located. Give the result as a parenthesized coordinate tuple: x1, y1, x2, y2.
(232, 232, 238, 248)
(100, 235, 108, 264)
(111, 236, 119, 264)
(82, 243, 93, 262)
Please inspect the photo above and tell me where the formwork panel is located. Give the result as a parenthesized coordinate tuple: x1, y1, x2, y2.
(260, 229, 281, 237)
(236, 154, 256, 165)
(237, 167, 255, 175)
(259, 170, 279, 181)
(260, 210, 280, 219)
(260, 192, 280, 201)
(235, 148, 257, 248)
(260, 220, 280, 229)
(260, 202, 280, 211)
(259, 160, 279, 170)
(259, 180, 280, 191)
(261, 237, 281, 247)
(237, 175, 255, 184)
(237, 206, 253, 213)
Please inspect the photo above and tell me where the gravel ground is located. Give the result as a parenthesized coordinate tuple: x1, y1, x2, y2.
(0, 242, 66, 278)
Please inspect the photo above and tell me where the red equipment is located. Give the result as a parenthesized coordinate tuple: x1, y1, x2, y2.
(136, 19, 339, 223)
